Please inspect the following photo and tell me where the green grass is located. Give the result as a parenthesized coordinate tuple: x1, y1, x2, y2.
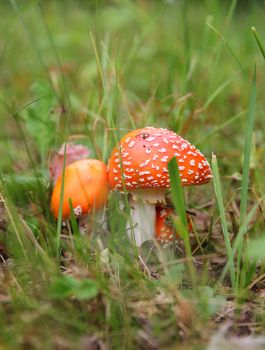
(0, 0, 265, 349)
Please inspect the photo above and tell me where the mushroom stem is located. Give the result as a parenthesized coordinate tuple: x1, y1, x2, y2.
(125, 189, 167, 247)
(127, 198, 156, 247)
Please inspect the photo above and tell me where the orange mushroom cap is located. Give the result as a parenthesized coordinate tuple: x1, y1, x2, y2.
(108, 127, 212, 191)
(50, 159, 109, 219)
(155, 206, 192, 244)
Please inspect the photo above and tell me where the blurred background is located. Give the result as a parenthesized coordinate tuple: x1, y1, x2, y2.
(1, 0, 264, 217)
(0, 1, 265, 349)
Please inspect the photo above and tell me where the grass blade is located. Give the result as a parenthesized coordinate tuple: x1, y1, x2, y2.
(252, 26, 265, 60)
(168, 157, 196, 286)
(206, 22, 244, 71)
(239, 66, 257, 224)
(55, 141, 67, 255)
(215, 197, 264, 291)
(168, 157, 188, 229)
(237, 65, 257, 290)
(212, 153, 236, 289)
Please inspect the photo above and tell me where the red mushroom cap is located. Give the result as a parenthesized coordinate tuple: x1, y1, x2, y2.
(50, 159, 109, 219)
(108, 127, 212, 191)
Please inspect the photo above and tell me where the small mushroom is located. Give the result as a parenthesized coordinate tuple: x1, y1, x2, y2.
(108, 126, 212, 246)
(50, 159, 110, 234)
(155, 206, 192, 244)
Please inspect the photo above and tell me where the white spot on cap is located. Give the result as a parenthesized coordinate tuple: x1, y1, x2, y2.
(158, 148, 167, 153)
(123, 161, 131, 166)
(146, 136, 156, 142)
(179, 166, 185, 171)
(187, 151, 197, 157)
(160, 209, 167, 217)
(190, 159, 195, 166)
(128, 140, 136, 148)
(172, 144, 180, 150)
(153, 154, 159, 160)
(139, 171, 151, 176)
(188, 169, 194, 175)
(145, 148, 152, 154)
(161, 156, 169, 162)
(151, 164, 160, 170)
(139, 159, 150, 168)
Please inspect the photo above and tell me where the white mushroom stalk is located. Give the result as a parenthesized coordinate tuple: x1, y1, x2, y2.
(108, 127, 212, 247)
(127, 189, 166, 246)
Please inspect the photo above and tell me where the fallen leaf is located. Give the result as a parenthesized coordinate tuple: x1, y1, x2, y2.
(49, 142, 90, 183)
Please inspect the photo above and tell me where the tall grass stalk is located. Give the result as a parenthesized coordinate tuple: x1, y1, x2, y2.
(252, 26, 265, 60)
(212, 153, 236, 289)
(9, 0, 60, 101)
(168, 157, 196, 286)
(237, 65, 257, 292)
(55, 110, 71, 255)
(215, 196, 264, 291)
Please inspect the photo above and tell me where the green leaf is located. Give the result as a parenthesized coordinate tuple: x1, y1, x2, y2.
(49, 275, 79, 299)
(246, 237, 265, 262)
(74, 279, 98, 300)
(21, 81, 57, 162)
(49, 275, 98, 301)
(162, 264, 185, 286)
(197, 286, 226, 317)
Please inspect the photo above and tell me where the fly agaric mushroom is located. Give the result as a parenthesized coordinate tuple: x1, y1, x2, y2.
(156, 206, 192, 244)
(156, 206, 176, 244)
(108, 126, 212, 246)
(50, 159, 109, 234)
